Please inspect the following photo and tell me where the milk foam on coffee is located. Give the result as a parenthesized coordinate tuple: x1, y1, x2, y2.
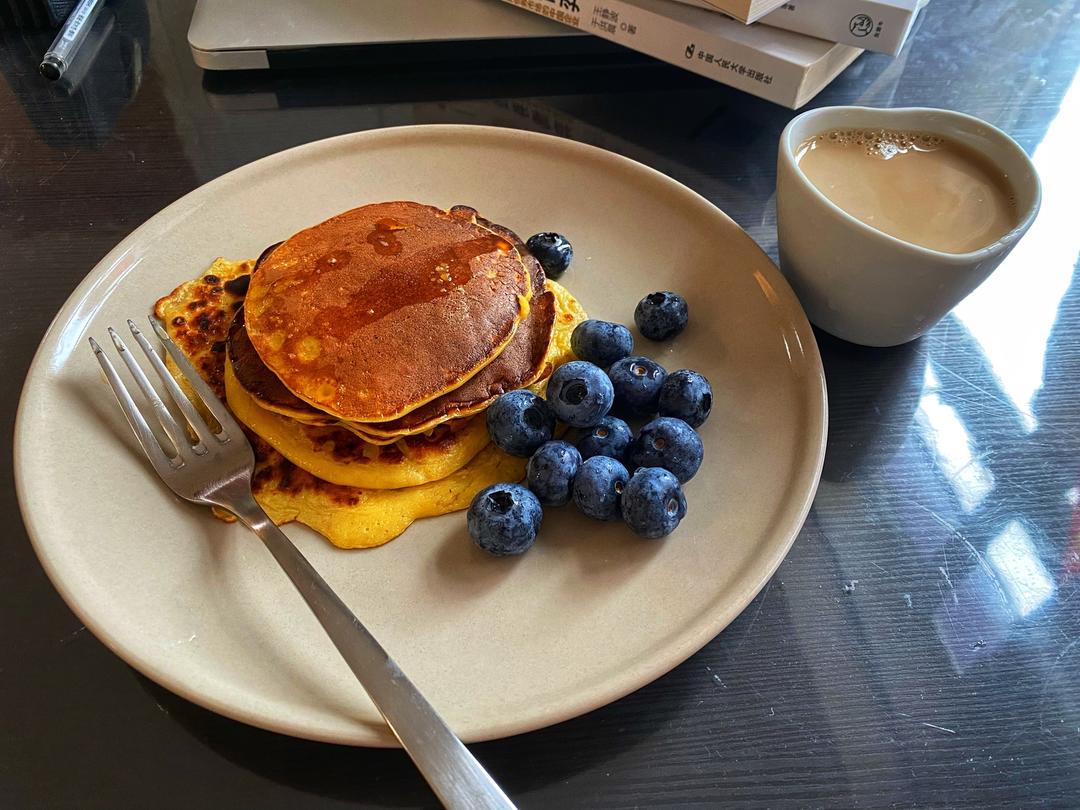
(795, 128, 1019, 254)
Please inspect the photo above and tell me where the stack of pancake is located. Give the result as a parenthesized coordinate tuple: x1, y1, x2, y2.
(155, 201, 586, 548)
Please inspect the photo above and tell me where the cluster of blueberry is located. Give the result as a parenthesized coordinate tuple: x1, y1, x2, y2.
(468, 289, 712, 556)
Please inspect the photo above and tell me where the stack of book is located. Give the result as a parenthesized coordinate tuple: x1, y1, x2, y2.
(499, 0, 929, 108)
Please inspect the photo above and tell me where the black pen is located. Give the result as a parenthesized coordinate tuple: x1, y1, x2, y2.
(39, 0, 106, 82)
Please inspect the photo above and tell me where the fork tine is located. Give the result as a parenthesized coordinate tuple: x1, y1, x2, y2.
(144, 317, 247, 441)
(89, 337, 180, 470)
(107, 327, 189, 457)
(127, 319, 221, 449)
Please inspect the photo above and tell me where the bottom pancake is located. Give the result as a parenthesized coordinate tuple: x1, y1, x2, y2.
(242, 440, 526, 549)
(225, 358, 491, 490)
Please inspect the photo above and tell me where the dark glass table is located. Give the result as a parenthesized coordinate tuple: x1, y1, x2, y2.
(4, 1, 1079, 806)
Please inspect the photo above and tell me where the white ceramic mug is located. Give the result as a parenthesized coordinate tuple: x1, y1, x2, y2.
(776, 106, 1041, 347)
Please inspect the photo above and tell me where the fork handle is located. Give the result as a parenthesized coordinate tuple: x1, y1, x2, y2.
(229, 495, 516, 810)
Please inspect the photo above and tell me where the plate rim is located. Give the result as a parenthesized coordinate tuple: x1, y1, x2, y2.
(15, 123, 828, 746)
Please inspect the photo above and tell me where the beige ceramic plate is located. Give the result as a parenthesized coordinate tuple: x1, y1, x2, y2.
(16, 126, 826, 746)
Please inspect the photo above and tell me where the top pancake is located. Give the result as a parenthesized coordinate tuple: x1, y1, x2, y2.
(229, 211, 556, 439)
(243, 201, 532, 422)
(233, 210, 557, 438)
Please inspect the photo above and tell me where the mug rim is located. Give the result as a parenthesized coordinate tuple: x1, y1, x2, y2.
(779, 105, 1042, 263)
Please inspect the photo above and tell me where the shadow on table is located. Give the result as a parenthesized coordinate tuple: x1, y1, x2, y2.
(136, 661, 685, 805)
(200, 51, 713, 111)
(816, 328, 927, 484)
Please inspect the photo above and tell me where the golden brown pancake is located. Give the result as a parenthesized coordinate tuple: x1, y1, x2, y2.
(229, 211, 558, 439)
(243, 201, 533, 422)
(249, 440, 527, 549)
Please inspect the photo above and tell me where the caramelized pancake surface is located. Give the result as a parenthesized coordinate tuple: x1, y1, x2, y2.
(154, 257, 252, 397)
(244, 201, 532, 422)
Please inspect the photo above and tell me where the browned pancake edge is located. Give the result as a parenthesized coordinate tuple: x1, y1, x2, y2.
(242, 200, 533, 422)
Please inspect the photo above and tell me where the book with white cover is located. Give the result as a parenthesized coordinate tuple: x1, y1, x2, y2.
(673, 0, 928, 55)
(500, 0, 862, 108)
(762, 0, 928, 55)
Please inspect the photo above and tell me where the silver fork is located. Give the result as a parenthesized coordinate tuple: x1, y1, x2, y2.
(89, 317, 516, 810)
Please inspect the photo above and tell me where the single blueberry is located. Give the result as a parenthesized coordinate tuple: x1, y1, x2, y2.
(658, 369, 713, 428)
(573, 456, 630, 521)
(629, 417, 704, 483)
(467, 483, 543, 555)
(525, 232, 573, 279)
(577, 415, 634, 462)
(634, 291, 689, 341)
(526, 441, 582, 507)
(546, 360, 615, 428)
(571, 319, 634, 368)
(486, 389, 556, 457)
(621, 467, 687, 539)
(607, 356, 667, 417)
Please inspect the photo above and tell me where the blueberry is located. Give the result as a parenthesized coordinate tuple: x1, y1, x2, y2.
(526, 232, 573, 279)
(571, 319, 634, 368)
(486, 390, 556, 457)
(546, 361, 615, 428)
(572, 456, 629, 521)
(577, 415, 633, 462)
(635, 291, 688, 341)
(621, 467, 687, 539)
(526, 441, 582, 507)
(467, 483, 543, 555)
(658, 369, 713, 428)
(629, 417, 704, 483)
(607, 356, 667, 417)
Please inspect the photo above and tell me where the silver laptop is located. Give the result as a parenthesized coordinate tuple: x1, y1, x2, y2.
(189, 0, 607, 71)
